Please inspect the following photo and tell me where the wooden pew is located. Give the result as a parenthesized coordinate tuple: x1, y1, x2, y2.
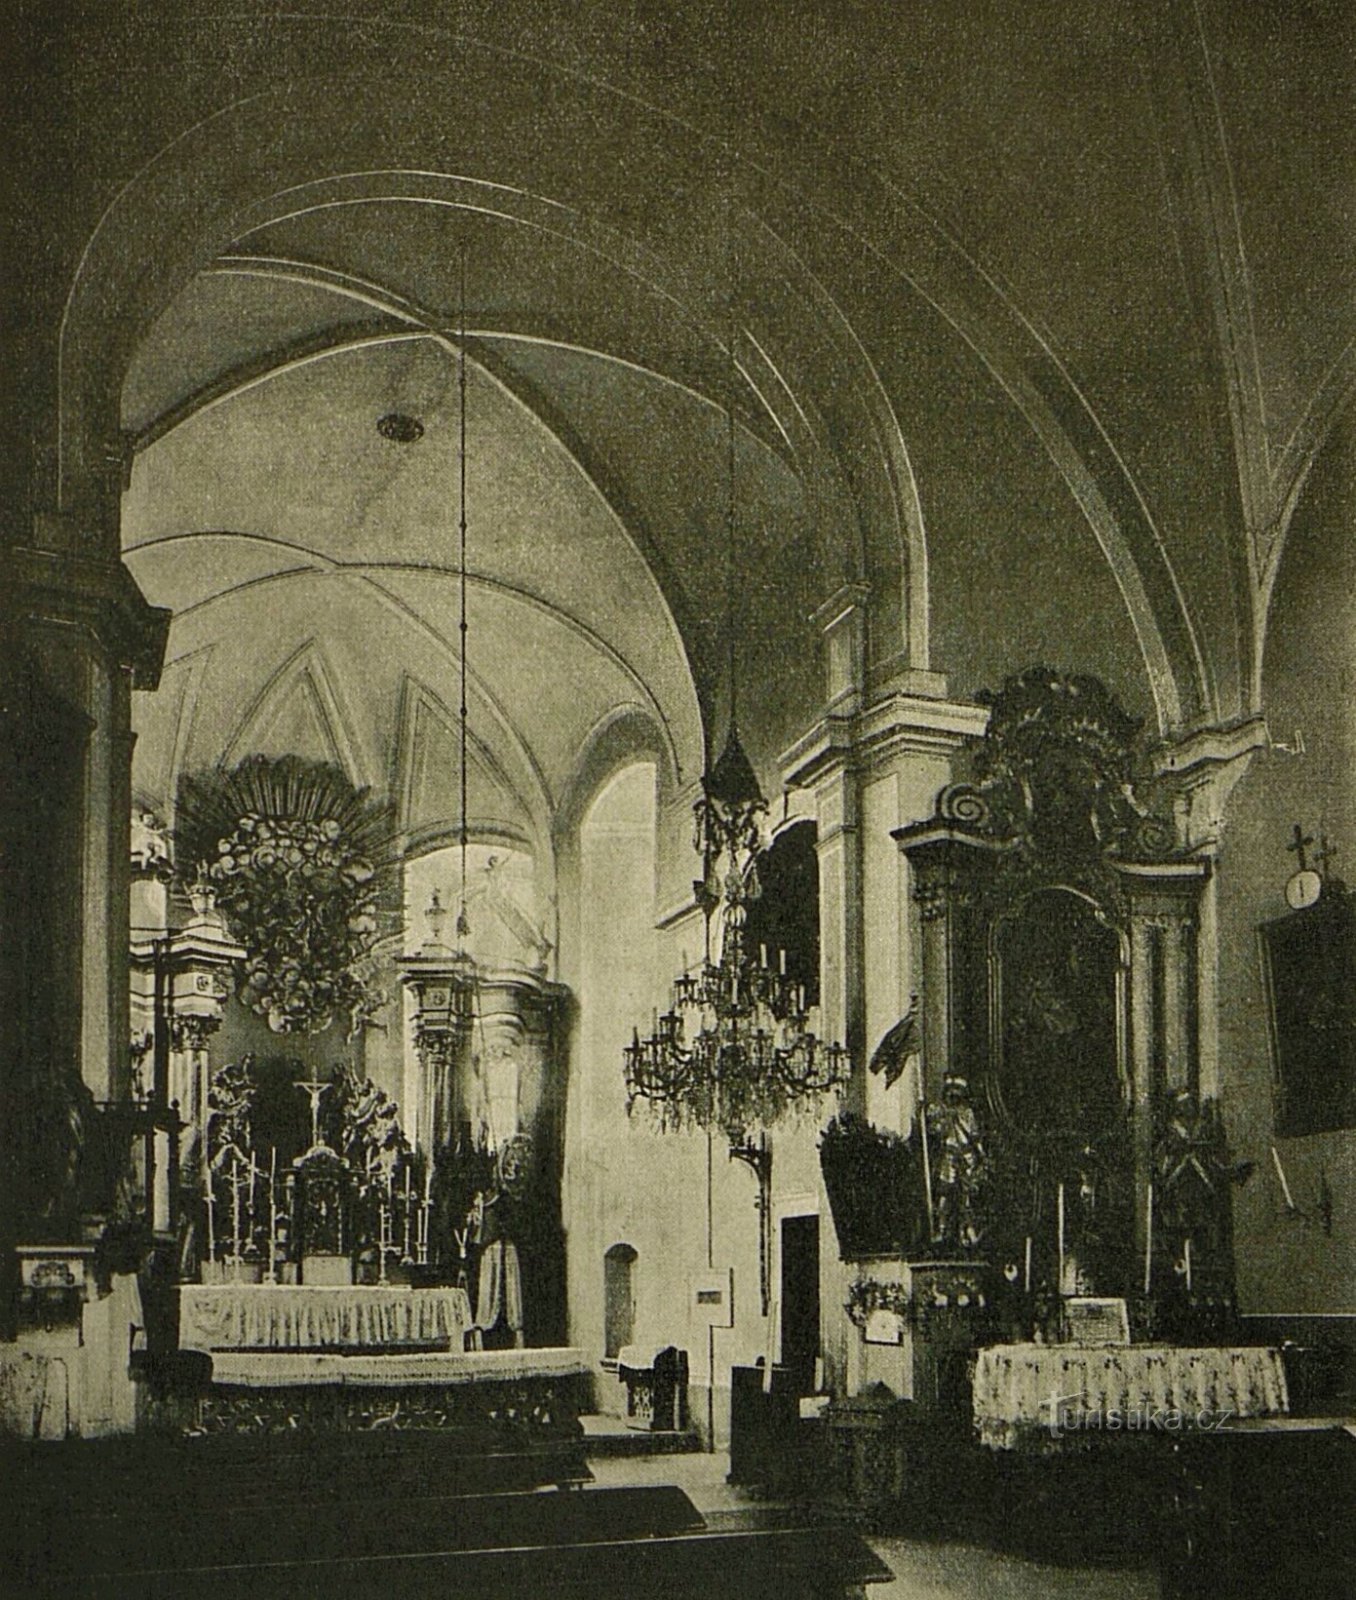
(1160, 1417, 1356, 1600)
(4, 1430, 592, 1513)
(28, 1523, 892, 1599)
(23, 1484, 705, 1583)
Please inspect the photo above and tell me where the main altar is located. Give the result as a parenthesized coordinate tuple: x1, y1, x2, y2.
(117, 767, 587, 1446)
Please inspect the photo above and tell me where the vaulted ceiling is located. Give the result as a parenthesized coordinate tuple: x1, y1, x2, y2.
(12, 0, 1349, 824)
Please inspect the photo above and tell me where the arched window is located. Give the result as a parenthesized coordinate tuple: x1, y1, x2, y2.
(603, 1242, 638, 1359)
(742, 821, 821, 1007)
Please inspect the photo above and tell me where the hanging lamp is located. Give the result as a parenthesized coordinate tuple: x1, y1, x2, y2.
(623, 196, 850, 1156)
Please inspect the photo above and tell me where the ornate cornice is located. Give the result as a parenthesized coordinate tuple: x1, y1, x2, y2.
(780, 691, 989, 790)
(8, 543, 170, 689)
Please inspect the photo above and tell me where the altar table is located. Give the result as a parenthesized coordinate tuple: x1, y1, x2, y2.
(179, 1284, 473, 1353)
(207, 1347, 590, 1387)
(972, 1343, 1288, 1451)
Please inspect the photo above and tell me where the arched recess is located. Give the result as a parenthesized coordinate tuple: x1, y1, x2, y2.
(553, 707, 678, 996)
(603, 1242, 638, 1361)
(742, 820, 821, 1010)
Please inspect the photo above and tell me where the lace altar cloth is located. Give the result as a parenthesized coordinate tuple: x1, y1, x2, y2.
(180, 1284, 473, 1354)
(207, 1347, 589, 1387)
(972, 1343, 1289, 1450)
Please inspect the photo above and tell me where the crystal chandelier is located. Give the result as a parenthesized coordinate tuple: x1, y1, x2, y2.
(623, 255, 850, 1154)
(624, 726, 850, 1146)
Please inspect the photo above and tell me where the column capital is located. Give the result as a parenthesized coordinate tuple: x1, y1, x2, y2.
(8, 543, 169, 688)
(780, 691, 988, 791)
(1152, 717, 1268, 853)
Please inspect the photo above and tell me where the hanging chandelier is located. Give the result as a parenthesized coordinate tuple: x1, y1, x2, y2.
(409, 248, 479, 1053)
(623, 245, 850, 1151)
(623, 750, 850, 1145)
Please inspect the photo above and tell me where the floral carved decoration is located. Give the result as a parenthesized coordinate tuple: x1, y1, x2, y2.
(175, 756, 395, 1036)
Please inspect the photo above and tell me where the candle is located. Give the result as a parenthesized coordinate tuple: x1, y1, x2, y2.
(760, 943, 768, 968)
(1183, 1237, 1193, 1293)
(779, 949, 786, 976)
(1144, 1182, 1154, 1295)
(231, 1152, 243, 1279)
(1271, 1145, 1296, 1210)
(1057, 1183, 1066, 1294)
(916, 1059, 934, 1240)
(1023, 1235, 1032, 1293)
(267, 1147, 278, 1281)
(205, 1164, 216, 1266)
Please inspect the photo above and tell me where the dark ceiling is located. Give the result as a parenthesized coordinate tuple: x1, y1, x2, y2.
(8, 0, 1352, 797)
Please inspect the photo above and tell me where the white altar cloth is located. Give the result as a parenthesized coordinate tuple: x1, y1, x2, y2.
(207, 1347, 590, 1388)
(972, 1343, 1289, 1450)
(180, 1284, 473, 1353)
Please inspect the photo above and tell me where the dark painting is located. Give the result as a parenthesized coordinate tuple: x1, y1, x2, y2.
(1262, 891, 1356, 1137)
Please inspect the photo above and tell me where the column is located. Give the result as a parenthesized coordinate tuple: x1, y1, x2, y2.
(814, 765, 865, 1112)
(1128, 915, 1156, 1269)
(1162, 916, 1196, 1094)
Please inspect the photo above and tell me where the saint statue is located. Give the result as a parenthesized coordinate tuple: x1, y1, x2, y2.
(927, 1075, 989, 1249)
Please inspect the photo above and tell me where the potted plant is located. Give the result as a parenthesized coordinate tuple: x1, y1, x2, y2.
(819, 1111, 926, 1260)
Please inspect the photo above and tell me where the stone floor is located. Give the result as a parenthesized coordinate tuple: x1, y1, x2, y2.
(586, 1446, 1160, 1600)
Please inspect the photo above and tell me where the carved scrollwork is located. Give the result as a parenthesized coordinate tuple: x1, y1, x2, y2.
(938, 783, 994, 831)
(1127, 812, 1178, 860)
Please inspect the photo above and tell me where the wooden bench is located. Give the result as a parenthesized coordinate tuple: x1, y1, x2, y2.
(27, 1523, 892, 1599)
(17, 1484, 705, 1588)
(4, 1431, 592, 1513)
(1160, 1416, 1356, 1600)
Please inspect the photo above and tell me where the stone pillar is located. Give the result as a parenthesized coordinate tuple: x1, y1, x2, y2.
(1127, 915, 1157, 1268)
(1118, 862, 1209, 1274)
(3, 540, 166, 1330)
(1161, 916, 1196, 1094)
(781, 673, 987, 1399)
(1154, 719, 1266, 1101)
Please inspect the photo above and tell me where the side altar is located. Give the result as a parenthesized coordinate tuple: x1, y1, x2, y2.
(823, 672, 1287, 1526)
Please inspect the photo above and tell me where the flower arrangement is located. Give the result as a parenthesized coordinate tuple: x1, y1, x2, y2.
(844, 1276, 912, 1328)
(175, 757, 395, 1036)
(845, 1272, 988, 1330)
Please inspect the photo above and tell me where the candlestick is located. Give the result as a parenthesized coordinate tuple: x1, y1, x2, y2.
(1144, 1182, 1154, 1295)
(1023, 1235, 1032, 1294)
(1057, 1183, 1066, 1295)
(916, 1058, 934, 1240)
(1183, 1236, 1193, 1293)
(267, 1146, 278, 1281)
(231, 1151, 243, 1280)
(205, 1162, 216, 1266)
(378, 1202, 390, 1284)
(1271, 1145, 1296, 1210)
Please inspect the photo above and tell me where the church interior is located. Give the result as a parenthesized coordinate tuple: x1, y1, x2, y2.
(3, 2, 1353, 1595)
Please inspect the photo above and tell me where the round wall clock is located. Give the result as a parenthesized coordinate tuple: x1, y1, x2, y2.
(1285, 868, 1322, 910)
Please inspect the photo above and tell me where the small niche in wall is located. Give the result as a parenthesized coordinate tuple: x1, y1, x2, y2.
(1261, 886, 1356, 1137)
(603, 1243, 637, 1360)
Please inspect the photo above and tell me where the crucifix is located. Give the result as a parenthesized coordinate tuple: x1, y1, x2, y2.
(297, 1079, 331, 1151)
(1316, 836, 1338, 877)
(1288, 823, 1314, 871)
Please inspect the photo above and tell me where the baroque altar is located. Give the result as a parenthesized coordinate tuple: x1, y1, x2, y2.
(889, 669, 1246, 1338)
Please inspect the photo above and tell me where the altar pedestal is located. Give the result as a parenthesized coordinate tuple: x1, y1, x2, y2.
(847, 1258, 992, 1418)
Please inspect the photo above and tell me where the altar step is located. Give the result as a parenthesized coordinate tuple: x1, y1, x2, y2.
(580, 1410, 701, 1456)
